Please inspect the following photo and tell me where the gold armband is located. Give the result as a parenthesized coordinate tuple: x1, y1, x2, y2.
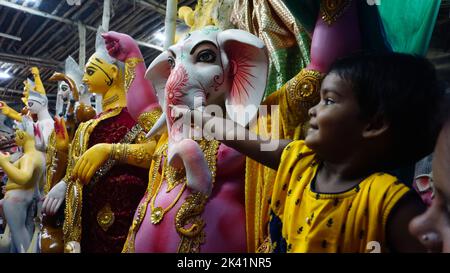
(110, 143, 128, 163)
(128, 146, 149, 165)
(124, 57, 144, 92)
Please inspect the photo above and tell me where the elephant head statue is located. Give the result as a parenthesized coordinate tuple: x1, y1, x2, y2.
(145, 26, 268, 194)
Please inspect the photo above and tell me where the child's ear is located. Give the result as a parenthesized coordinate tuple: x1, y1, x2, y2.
(362, 114, 390, 139)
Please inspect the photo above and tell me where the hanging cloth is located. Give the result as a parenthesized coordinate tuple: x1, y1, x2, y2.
(377, 0, 441, 56)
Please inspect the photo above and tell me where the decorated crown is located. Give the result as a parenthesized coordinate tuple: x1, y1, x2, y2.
(22, 78, 35, 105)
(94, 26, 116, 64)
(30, 67, 46, 96)
(65, 56, 83, 88)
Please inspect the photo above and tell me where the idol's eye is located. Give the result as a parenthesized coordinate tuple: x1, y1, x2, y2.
(196, 49, 216, 63)
(86, 68, 95, 76)
(168, 57, 175, 68)
(61, 86, 68, 92)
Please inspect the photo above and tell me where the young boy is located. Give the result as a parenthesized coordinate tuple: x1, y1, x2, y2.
(172, 52, 444, 252)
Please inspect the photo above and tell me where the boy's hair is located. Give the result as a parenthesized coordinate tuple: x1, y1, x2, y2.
(329, 52, 445, 167)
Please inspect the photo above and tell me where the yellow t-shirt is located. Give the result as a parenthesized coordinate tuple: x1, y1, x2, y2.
(269, 140, 410, 253)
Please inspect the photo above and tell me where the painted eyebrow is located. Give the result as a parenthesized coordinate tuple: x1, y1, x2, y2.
(168, 50, 176, 58)
(190, 41, 218, 55)
(90, 62, 114, 84)
(321, 88, 342, 97)
(95, 58, 104, 64)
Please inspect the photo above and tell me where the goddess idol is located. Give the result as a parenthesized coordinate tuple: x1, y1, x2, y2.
(43, 27, 161, 253)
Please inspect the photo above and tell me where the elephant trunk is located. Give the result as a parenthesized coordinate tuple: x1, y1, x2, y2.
(166, 92, 212, 195)
(144, 109, 212, 194)
(168, 138, 212, 195)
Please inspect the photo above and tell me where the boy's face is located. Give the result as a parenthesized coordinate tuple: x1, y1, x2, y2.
(409, 122, 450, 252)
(305, 73, 366, 159)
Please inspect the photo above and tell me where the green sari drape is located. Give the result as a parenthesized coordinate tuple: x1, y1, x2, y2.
(377, 0, 441, 56)
(285, 0, 441, 56)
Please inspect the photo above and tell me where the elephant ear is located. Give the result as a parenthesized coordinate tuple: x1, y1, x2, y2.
(218, 29, 268, 127)
(145, 51, 171, 109)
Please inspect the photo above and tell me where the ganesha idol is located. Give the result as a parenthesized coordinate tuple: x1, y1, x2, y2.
(122, 26, 268, 252)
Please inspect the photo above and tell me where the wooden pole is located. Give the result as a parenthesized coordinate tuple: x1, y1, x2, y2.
(102, 0, 111, 31)
(164, 0, 178, 50)
(0, 32, 21, 41)
(78, 22, 86, 70)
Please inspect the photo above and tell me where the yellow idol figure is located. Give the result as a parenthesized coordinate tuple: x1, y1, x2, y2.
(42, 27, 161, 253)
(0, 117, 45, 253)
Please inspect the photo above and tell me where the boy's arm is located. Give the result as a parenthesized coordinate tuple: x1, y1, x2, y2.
(386, 191, 427, 252)
(174, 107, 291, 170)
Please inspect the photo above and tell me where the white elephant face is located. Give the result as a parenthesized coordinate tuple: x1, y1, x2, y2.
(165, 29, 228, 111)
(146, 26, 268, 138)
